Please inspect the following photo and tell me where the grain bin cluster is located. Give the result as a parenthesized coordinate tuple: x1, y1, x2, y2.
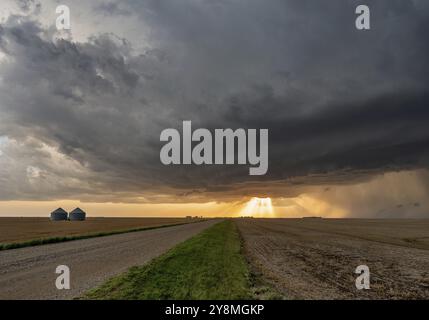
(50, 208, 86, 221)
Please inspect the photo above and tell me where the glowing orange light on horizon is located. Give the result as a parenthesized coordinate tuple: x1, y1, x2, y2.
(241, 197, 274, 217)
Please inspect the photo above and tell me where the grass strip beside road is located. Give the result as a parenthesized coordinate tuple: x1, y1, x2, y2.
(0, 221, 201, 251)
(84, 220, 254, 300)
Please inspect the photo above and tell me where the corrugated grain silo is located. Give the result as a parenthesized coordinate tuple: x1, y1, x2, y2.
(69, 208, 86, 221)
(50, 208, 68, 221)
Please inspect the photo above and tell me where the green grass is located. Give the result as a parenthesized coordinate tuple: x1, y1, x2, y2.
(0, 222, 198, 251)
(83, 220, 254, 300)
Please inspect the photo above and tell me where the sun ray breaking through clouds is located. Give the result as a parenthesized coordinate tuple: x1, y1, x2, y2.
(241, 197, 274, 217)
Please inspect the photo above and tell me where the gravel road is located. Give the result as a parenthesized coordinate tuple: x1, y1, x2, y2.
(0, 220, 219, 300)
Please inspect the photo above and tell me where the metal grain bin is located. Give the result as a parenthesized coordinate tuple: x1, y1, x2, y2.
(69, 208, 86, 221)
(50, 208, 68, 221)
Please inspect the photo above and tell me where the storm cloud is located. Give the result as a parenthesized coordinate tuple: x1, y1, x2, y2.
(0, 0, 428, 216)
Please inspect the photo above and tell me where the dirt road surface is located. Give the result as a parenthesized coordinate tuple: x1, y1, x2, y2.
(0, 220, 218, 300)
(236, 219, 429, 299)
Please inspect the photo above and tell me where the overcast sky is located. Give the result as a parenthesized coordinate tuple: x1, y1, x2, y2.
(0, 0, 428, 217)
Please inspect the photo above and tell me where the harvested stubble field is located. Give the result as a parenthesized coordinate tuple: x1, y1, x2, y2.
(0, 217, 195, 245)
(236, 218, 429, 300)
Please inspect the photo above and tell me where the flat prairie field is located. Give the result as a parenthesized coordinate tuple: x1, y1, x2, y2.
(0, 217, 196, 244)
(236, 218, 429, 299)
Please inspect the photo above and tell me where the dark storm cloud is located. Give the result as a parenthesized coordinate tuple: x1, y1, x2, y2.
(95, 2, 132, 16)
(0, 0, 429, 204)
(16, 0, 41, 14)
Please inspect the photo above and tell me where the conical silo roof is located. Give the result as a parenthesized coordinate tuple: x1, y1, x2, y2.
(52, 208, 67, 214)
(70, 207, 85, 214)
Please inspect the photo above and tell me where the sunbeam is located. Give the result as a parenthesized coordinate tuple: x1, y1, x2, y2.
(241, 197, 274, 217)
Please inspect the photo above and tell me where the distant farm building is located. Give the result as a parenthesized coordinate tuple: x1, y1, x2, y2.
(69, 208, 86, 221)
(50, 208, 68, 221)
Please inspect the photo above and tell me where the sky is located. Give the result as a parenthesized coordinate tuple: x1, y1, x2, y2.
(0, 0, 428, 218)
